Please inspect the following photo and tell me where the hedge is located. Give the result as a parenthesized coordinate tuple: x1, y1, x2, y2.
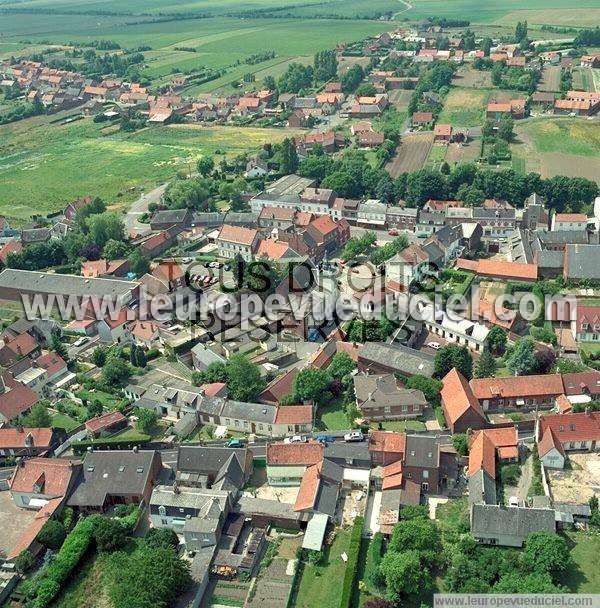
(32, 518, 95, 607)
(364, 532, 385, 591)
(339, 516, 364, 608)
(71, 435, 150, 454)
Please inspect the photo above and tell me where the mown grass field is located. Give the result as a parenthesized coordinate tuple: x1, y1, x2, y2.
(438, 88, 490, 128)
(0, 111, 298, 217)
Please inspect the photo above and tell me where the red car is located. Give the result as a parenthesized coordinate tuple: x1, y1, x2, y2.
(388, 229, 399, 236)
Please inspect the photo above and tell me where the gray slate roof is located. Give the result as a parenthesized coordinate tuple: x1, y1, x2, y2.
(565, 244, 600, 280)
(471, 504, 555, 540)
(468, 469, 497, 506)
(359, 342, 435, 377)
(0, 269, 137, 299)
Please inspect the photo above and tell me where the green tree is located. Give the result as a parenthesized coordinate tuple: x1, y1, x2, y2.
(88, 399, 104, 418)
(163, 178, 213, 211)
(486, 326, 507, 355)
(434, 344, 473, 380)
(37, 519, 67, 551)
(15, 550, 33, 574)
(404, 376, 442, 406)
(321, 170, 360, 198)
(91, 346, 108, 367)
(86, 212, 125, 248)
(226, 354, 265, 402)
(102, 357, 131, 384)
(474, 347, 496, 378)
(328, 352, 356, 380)
(92, 516, 128, 553)
(381, 550, 431, 602)
(293, 368, 332, 402)
(51, 334, 68, 361)
(103, 239, 129, 261)
(452, 433, 469, 456)
(523, 531, 570, 579)
(389, 518, 441, 564)
(196, 156, 214, 177)
(355, 83, 377, 97)
(128, 249, 150, 277)
(280, 138, 299, 175)
(506, 338, 537, 376)
(22, 403, 51, 427)
(497, 117, 514, 142)
(145, 528, 179, 550)
(398, 505, 429, 520)
(137, 409, 158, 434)
(494, 571, 561, 593)
(192, 362, 228, 385)
(107, 546, 192, 608)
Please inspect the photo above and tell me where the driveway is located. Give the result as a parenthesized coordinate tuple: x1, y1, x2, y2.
(124, 183, 168, 235)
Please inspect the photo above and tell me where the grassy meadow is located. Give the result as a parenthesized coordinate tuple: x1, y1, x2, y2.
(0, 111, 299, 217)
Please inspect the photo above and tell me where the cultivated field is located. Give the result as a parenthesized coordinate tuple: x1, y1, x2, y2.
(452, 66, 493, 89)
(444, 138, 482, 166)
(538, 65, 562, 92)
(387, 89, 413, 112)
(387, 132, 433, 177)
(513, 118, 600, 183)
(0, 112, 299, 217)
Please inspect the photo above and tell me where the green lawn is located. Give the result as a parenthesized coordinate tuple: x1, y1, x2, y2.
(560, 530, 600, 593)
(316, 398, 348, 430)
(438, 88, 490, 128)
(294, 528, 351, 608)
(369, 420, 427, 432)
(0, 115, 298, 217)
(50, 412, 81, 432)
(75, 389, 126, 410)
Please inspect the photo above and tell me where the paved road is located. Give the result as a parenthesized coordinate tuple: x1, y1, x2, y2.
(124, 183, 167, 235)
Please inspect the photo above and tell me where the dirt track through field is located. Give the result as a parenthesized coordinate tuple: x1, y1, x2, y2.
(386, 132, 433, 177)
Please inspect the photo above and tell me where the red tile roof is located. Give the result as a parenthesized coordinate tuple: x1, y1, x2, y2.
(85, 411, 126, 434)
(0, 427, 54, 449)
(468, 430, 496, 478)
(562, 371, 600, 396)
(0, 372, 40, 420)
(274, 405, 313, 425)
(255, 239, 294, 260)
(294, 463, 320, 511)
(199, 382, 227, 397)
(0, 241, 22, 264)
(266, 442, 323, 465)
(369, 431, 406, 455)
(433, 123, 452, 137)
(538, 411, 600, 446)
(309, 215, 338, 237)
(218, 224, 258, 246)
(259, 206, 297, 221)
(10, 458, 79, 496)
(3, 332, 38, 356)
(556, 394, 572, 414)
(440, 368, 486, 426)
(259, 368, 298, 405)
(35, 352, 67, 378)
(471, 374, 564, 400)
(555, 213, 587, 222)
(538, 426, 565, 459)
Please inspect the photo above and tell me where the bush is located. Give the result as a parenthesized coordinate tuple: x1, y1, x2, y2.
(500, 464, 521, 486)
(145, 528, 179, 550)
(92, 515, 128, 553)
(37, 519, 67, 551)
(340, 517, 364, 608)
(15, 549, 34, 573)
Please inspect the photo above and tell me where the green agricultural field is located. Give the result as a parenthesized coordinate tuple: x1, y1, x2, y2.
(0, 111, 298, 218)
(407, 0, 600, 24)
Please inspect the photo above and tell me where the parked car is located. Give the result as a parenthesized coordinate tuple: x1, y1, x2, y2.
(316, 434, 334, 444)
(427, 341, 441, 350)
(388, 229, 399, 236)
(181, 257, 192, 263)
(224, 264, 231, 271)
(73, 337, 89, 347)
(508, 496, 519, 507)
(344, 431, 364, 442)
(284, 435, 308, 444)
(226, 438, 244, 448)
